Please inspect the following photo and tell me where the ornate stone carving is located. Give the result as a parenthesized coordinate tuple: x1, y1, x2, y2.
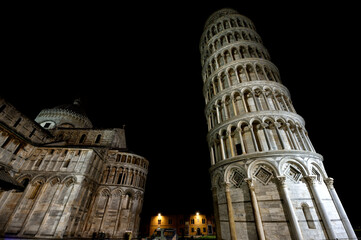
(285, 165, 302, 183)
(229, 168, 245, 188)
(253, 165, 273, 185)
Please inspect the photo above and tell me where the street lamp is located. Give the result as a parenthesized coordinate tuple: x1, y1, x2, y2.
(157, 213, 162, 227)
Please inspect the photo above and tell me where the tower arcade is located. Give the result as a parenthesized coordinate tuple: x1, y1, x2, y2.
(200, 8, 356, 240)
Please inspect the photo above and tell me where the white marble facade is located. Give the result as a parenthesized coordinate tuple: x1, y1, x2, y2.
(0, 98, 148, 239)
(200, 8, 357, 240)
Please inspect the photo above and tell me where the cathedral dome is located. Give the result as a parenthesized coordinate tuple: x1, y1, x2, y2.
(35, 99, 93, 129)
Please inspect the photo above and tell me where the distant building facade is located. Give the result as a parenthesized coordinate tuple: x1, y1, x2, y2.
(149, 213, 215, 237)
(200, 8, 357, 240)
(0, 97, 148, 239)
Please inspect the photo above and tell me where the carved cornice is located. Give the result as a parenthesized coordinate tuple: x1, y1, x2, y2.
(201, 40, 268, 71)
(209, 150, 323, 173)
(204, 80, 290, 109)
(202, 59, 280, 90)
(206, 110, 305, 140)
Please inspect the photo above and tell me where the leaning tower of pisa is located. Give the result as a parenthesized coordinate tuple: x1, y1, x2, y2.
(200, 9, 356, 240)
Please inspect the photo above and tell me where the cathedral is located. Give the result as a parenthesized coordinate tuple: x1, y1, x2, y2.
(200, 8, 357, 240)
(0, 97, 148, 239)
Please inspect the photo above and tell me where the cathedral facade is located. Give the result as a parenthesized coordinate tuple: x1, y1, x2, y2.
(0, 97, 148, 239)
(200, 9, 357, 240)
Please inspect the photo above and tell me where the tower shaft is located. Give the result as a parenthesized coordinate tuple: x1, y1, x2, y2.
(200, 8, 356, 240)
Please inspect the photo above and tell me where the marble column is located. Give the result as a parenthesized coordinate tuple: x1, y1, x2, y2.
(324, 178, 357, 240)
(245, 178, 265, 240)
(305, 176, 337, 240)
(277, 176, 303, 240)
(224, 183, 237, 240)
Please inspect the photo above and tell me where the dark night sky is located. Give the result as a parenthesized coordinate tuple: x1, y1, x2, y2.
(2, 2, 360, 227)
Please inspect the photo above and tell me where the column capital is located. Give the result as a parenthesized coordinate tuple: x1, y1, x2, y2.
(223, 182, 232, 191)
(276, 176, 287, 187)
(324, 177, 334, 190)
(260, 123, 268, 129)
(273, 122, 282, 128)
(304, 175, 318, 185)
(244, 178, 255, 190)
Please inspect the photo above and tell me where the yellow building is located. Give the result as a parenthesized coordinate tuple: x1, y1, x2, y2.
(149, 213, 215, 237)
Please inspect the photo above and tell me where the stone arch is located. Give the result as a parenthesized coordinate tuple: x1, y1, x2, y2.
(264, 117, 283, 150)
(224, 95, 234, 119)
(263, 87, 277, 110)
(246, 64, 256, 81)
(111, 187, 124, 199)
(301, 202, 316, 229)
(17, 174, 32, 187)
(224, 163, 246, 188)
(279, 158, 308, 181)
(234, 31, 242, 41)
(224, 49, 232, 64)
(253, 87, 267, 111)
(239, 121, 254, 153)
(236, 65, 247, 83)
(213, 132, 222, 163)
(275, 118, 293, 150)
(242, 88, 255, 112)
(47, 176, 61, 186)
(220, 129, 231, 159)
(239, 46, 247, 59)
(247, 160, 280, 179)
(213, 76, 220, 95)
(264, 66, 275, 81)
(227, 67, 238, 85)
(124, 188, 135, 197)
(250, 119, 263, 151)
(230, 47, 240, 62)
(62, 176, 77, 186)
(134, 191, 143, 201)
(122, 189, 135, 209)
(232, 90, 244, 115)
(215, 99, 223, 122)
(255, 64, 266, 80)
(212, 170, 224, 189)
(31, 175, 46, 185)
(309, 161, 327, 181)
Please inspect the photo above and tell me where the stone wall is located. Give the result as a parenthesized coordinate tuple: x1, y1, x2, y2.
(0, 97, 148, 239)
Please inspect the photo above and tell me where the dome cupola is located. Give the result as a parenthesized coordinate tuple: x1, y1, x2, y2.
(35, 99, 93, 129)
